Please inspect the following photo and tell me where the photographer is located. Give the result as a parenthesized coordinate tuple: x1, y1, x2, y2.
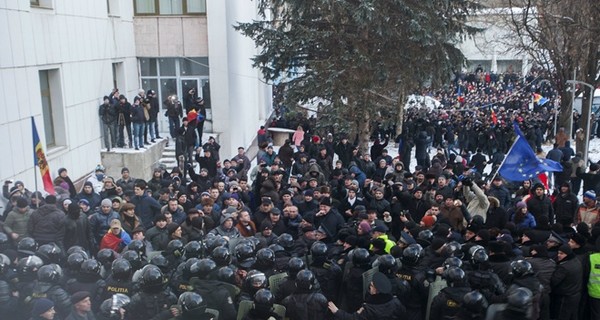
(164, 95, 183, 141)
(146, 89, 161, 142)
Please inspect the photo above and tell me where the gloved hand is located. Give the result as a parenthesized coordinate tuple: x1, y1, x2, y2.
(462, 177, 473, 187)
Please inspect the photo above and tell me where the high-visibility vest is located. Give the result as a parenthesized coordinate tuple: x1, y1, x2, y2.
(588, 253, 600, 298)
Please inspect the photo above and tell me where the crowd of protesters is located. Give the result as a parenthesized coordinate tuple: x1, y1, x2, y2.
(0, 68, 599, 320)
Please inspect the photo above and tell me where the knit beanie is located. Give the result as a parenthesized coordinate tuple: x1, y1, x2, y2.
(32, 298, 54, 316)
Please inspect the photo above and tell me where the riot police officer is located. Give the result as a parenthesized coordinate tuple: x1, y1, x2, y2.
(172, 292, 216, 320)
(396, 244, 429, 320)
(281, 270, 328, 320)
(65, 259, 107, 311)
(127, 265, 178, 320)
(430, 267, 472, 320)
(308, 241, 341, 303)
(103, 259, 134, 300)
(32, 264, 72, 318)
(190, 258, 237, 320)
(242, 289, 282, 320)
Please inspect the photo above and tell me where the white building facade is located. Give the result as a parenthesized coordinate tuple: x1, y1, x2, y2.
(0, 0, 138, 191)
(0, 0, 273, 193)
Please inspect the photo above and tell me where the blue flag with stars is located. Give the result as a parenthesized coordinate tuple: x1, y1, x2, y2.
(498, 122, 562, 181)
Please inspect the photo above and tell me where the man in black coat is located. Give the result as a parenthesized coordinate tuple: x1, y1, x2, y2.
(550, 244, 583, 320)
(27, 195, 65, 250)
(552, 182, 579, 227)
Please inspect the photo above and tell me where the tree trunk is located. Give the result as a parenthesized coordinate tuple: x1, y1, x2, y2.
(358, 111, 371, 155)
(558, 88, 574, 139)
(396, 92, 406, 137)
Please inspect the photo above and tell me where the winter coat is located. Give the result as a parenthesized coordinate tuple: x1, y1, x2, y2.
(130, 104, 146, 123)
(64, 213, 94, 252)
(463, 184, 490, 222)
(334, 293, 405, 320)
(130, 195, 162, 229)
(551, 254, 582, 296)
(488, 184, 512, 209)
(553, 190, 579, 225)
(27, 204, 65, 248)
(4, 207, 32, 240)
(526, 194, 554, 224)
(99, 102, 118, 124)
(89, 210, 120, 246)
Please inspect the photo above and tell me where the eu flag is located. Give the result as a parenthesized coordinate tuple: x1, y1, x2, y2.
(498, 122, 562, 181)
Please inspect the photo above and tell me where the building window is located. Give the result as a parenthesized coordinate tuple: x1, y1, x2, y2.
(134, 0, 206, 15)
(30, 0, 53, 9)
(107, 0, 120, 16)
(139, 57, 210, 110)
(38, 69, 65, 149)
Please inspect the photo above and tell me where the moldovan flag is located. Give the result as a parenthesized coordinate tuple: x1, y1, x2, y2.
(32, 117, 55, 195)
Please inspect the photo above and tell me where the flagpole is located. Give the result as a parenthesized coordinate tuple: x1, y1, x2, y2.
(489, 135, 520, 183)
(31, 116, 40, 192)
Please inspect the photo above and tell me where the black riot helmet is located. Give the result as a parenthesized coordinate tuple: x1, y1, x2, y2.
(235, 243, 256, 261)
(36, 243, 63, 265)
(277, 233, 294, 251)
(441, 241, 463, 258)
(243, 270, 267, 294)
(66, 246, 88, 258)
(401, 244, 423, 266)
(462, 290, 489, 315)
(443, 266, 466, 287)
(351, 248, 371, 267)
(183, 258, 201, 280)
(111, 259, 132, 281)
(127, 240, 147, 258)
(0, 233, 9, 251)
(205, 236, 229, 252)
(184, 241, 203, 259)
(268, 244, 285, 255)
(443, 257, 463, 270)
(373, 254, 398, 275)
(254, 288, 275, 312)
(66, 252, 87, 273)
(166, 239, 185, 258)
(17, 237, 38, 254)
(211, 246, 232, 267)
(506, 287, 533, 313)
(510, 260, 534, 278)
(295, 269, 316, 291)
(217, 266, 237, 285)
(255, 248, 275, 269)
(0, 254, 11, 275)
(197, 258, 217, 279)
(471, 248, 489, 266)
(121, 250, 143, 271)
(37, 264, 63, 284)
(418, 230, 434, 242)
(150, 255, 170, 274)
(97, 248, 117, 267)
(310, 241, 328, 257)
(286, 257, 305, 279)
(178, 292, 208, 316)
(99, 294, 130, 319)
(80, 259, 101, 276)
(17, 255, 44, 279)
(138, 265, 166, 293)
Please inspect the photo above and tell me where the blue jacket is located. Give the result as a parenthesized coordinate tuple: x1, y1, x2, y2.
(511, 212, 537, 230)
(131, 194, 162, 229)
